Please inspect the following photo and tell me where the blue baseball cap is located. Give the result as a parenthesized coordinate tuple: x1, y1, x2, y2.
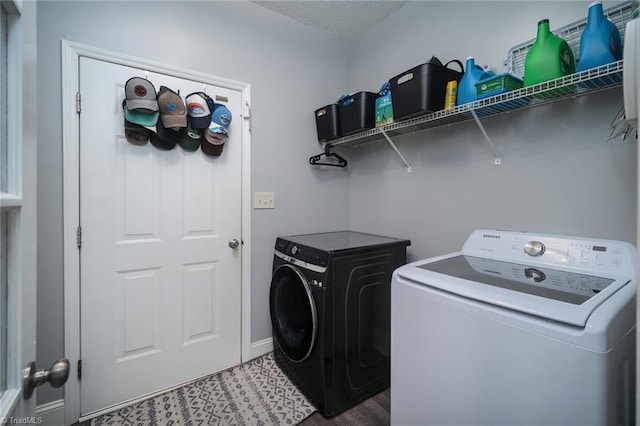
(207, 104, 232, 136)
(202, 104, 232, 156)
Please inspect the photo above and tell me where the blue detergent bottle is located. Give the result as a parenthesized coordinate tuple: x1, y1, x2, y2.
(577, 1, 622, 72)
(456, 57, 494, 105)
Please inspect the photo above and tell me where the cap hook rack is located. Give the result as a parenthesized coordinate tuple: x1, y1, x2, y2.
(309, 144, 348, 168)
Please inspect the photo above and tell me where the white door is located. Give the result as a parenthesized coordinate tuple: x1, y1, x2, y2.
(0, 0, 38, 421)
(79, 57, 242, 415)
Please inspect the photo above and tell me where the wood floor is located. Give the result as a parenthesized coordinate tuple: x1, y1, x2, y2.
(299, 388, 390, 426)
(75, 388, 389, 426)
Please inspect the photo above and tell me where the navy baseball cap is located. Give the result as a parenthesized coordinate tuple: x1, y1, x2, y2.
(185, 92, 214, 129)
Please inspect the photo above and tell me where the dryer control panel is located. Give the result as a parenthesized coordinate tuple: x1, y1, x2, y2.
(462, 229, 637, 276)
(275, 237, 330, 268)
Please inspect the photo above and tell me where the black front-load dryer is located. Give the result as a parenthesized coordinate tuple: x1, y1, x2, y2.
(269, 231, 410, 417)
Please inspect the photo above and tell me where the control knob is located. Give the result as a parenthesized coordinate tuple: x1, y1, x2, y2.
(524, 241, 545, 257)
(525, 268, 546, 283)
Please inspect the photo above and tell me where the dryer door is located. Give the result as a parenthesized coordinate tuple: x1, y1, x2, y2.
(269, 264, 318, 362)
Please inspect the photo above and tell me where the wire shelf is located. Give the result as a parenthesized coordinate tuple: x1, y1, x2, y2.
(506, 1, 637, 78)
(329, 60, 624, 148)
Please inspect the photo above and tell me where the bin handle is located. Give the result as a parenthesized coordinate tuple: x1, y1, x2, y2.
(444, 59, 464, 73)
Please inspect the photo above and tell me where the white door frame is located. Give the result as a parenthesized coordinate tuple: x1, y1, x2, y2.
(60, 40, 252, 424)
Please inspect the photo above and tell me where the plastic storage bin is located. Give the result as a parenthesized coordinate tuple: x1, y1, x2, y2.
(315, 104, 341, 142)
(390, 58, 463, 120)
(338, 92, 377, 136)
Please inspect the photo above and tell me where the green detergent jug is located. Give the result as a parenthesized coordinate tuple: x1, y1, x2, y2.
(524, 19, 575, 87)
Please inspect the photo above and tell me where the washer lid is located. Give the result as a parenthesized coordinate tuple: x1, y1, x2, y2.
(421, 255, 614, 305)
(398, 253, 631, 327)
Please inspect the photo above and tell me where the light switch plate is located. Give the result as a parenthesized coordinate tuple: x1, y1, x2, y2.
(254, 192, 275, 209)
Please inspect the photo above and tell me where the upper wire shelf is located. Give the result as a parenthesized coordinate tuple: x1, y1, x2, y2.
(329, 60, 624, 148)
(506, 0, 636, 77)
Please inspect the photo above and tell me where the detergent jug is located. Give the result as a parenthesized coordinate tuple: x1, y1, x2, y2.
(577, 1, 622, 72)
(456, 57, 494, 105)
(524, 19, 575, 87)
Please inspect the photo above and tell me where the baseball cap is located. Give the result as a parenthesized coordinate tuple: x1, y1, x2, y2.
(123, 97, 158, 128)
(124, 117, 150, 146)
(124, 118, 173, 151)
(124, 104, 159, 127)
(123, 99, 153, 145)
(157, 86, 187, 129)
(201, 132, 226, 157)
(185, 92, 214, 129)
(179, 119, 203, 151)
(202, 103, 232, 157)
(122, 99, 173, 150)
(149, 130, 177, 151)
(156, 118, 182, 147)
(210, 103, 232, 134)
(125, 77, 159, 112)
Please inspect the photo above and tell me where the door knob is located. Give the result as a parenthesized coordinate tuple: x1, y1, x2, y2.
(229, 239, 240, 249)
(23, 358, 70, 399)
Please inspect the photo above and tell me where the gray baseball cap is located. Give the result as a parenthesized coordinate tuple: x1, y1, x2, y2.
(125, 77, 159, 112)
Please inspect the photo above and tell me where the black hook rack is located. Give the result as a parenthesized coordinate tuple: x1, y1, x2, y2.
(309, 144, 348, 168)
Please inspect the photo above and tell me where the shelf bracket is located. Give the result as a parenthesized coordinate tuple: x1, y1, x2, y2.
(381, 130, 412, 173)
(470, 110, 501, 166)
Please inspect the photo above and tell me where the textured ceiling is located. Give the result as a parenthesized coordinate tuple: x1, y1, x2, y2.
(251, 1, 407, 41)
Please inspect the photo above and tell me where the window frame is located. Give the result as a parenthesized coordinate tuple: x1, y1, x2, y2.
(1, 2, 7, 194)
(0, 0, 26, 418)
(1, 0, 20, 201)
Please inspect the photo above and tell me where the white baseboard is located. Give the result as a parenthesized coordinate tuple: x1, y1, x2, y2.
(250, 337, 273, 360)
(36, 399, 65, 426)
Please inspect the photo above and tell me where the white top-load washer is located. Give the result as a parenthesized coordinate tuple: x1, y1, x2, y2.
(391, 229, 636, 426)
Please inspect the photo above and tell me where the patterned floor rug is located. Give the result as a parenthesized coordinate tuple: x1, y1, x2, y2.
(91, 352, 317, 425)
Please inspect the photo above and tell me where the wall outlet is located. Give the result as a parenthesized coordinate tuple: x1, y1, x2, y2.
(254, 192, 275, 209)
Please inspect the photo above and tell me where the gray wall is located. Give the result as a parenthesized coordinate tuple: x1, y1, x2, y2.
(345, 1, 637, 260)
(36, 0, 638, 407)
(36, 0, 351, 404)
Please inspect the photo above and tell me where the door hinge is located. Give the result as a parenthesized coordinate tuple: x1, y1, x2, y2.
(76, 226, 82, 248)
(77, 358, 82, 380)
(76, 91, 81, 114)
